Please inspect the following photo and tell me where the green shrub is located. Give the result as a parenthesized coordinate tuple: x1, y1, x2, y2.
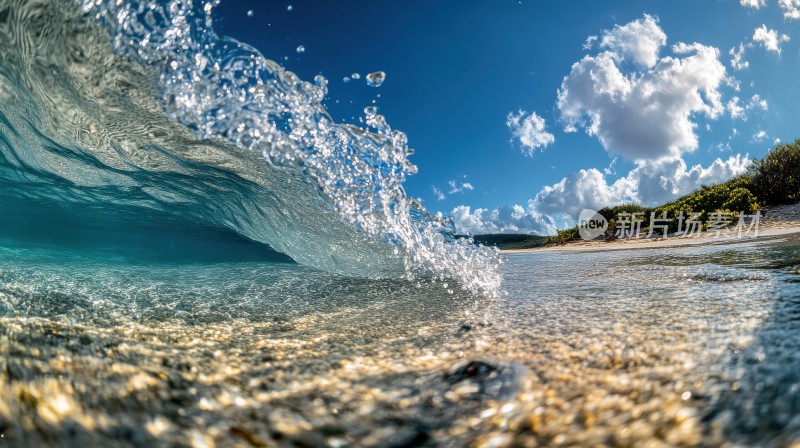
(654, 175, 760, 228)
(721, 187, 759, 214)
(597, 203, 649, 221)
(538, 140, 800, 240)
(751, 140, 800, 205)
(543, 226, 580, 245)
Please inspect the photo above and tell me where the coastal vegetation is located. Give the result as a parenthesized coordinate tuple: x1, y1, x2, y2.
(468, 140, 800, 249)
(469, 234, 549, 250)
(540, 140, 800, 246)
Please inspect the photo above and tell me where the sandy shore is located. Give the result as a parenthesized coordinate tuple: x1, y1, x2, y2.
(505, 204, 800, 254)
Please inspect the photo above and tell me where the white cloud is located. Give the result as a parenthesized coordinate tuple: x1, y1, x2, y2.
(752, 25, 790, 54)
(433, 179, 474, 200)
(506, 110, 555, 155)
(432, 186, 446, 201)
(451, 205, 556, 235)
(599, 14, 667, 68)
(727, 97, 746, 120)
(747, 94, 768, 111)
(626, 155, 752, 205)
(752, 130, 768, 142)
(533, 168, 636, 218)
(448, 179, 474, 194)
(529, 155, 751, 219)
(558, 15, 726, 162)
(779, 0, 800, 19)
(729, 43, 750, 70)
(583, 35, 598, 50)
(723, 94, 766, 122)
(461, 154, 750, 231)
(604, 157, 618, 175)
(452, 15, 755, 235)
(714, 142, 733, 152)
(726, 76, 742, 93)
(741, 0, 766, 9)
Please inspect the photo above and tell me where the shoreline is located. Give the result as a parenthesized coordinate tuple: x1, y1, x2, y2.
(504, 204, 800, 254)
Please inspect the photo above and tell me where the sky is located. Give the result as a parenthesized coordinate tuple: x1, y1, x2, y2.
(214, 0, 800, 235)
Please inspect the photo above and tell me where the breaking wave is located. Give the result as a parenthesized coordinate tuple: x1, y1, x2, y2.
(0, 0, 501, 295)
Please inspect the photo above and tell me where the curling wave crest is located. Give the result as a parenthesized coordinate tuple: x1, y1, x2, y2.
(0, 0, 501, 295)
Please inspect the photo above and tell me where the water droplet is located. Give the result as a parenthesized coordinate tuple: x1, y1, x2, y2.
(246, 9, 254, 17)
(296, 45, 305, 54)
(287, 5, 293, 11)
(364, 106, 377, 117)
(351, 73, 361, 80)
(342, 76, 350, 83)
(314, 75, 327, 87)
(366, 71, 386, 87)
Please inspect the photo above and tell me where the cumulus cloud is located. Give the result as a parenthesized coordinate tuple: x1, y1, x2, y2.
(729, 43, 750, 70)
(451, 204, 556, 235)
(557, 15, 727, 162)
(583, 35, 598, 50)
(530, 155, 751, 219)
(741, 0, 766, 8)
(448, 179, 474, 194)
(599, 14, 667, 67)
(432, 186, 446, 201)
(724, 94, 767, 122)
(752, 130, 768, 142)
(727, 97, 746, 120)
(625, 155, 752, 205)
(533, 168, 636, 219)
(714, 142, 733, 152)
(480, 155, 751, 230)
(452, 15, 754, 234)
(753, 25, 790, 54)
(506, 110, 555, 155)
(779, 0, 800, 19)
(604, 157, 618, 175)
(747, 94, 768, 111)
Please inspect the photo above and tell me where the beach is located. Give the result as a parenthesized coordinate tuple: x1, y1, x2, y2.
(504, 204, 800, 254)
(1, 0, 799, 446)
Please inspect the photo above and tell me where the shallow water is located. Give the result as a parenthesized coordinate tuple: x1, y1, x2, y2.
(2, 233, 800, 446)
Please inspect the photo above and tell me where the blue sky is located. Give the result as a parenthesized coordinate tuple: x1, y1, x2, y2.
(215, 0, 800, 234)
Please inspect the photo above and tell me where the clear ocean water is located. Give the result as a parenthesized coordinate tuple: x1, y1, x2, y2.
(1, 0, 800, 446)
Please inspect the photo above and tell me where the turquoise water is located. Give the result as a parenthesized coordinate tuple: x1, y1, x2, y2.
(0, 0, 501, 296)
(2, 0, 800, 446)
(2, 227, 800, 445)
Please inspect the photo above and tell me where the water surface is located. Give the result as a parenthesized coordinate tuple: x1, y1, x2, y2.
(2, 234, 800, 446)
